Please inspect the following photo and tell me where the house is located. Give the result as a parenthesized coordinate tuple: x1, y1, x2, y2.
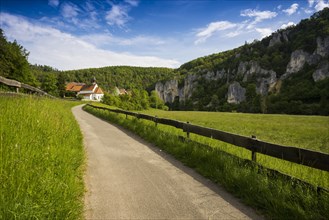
(65, 78, 104, 101)
(77, 83, 104, 101)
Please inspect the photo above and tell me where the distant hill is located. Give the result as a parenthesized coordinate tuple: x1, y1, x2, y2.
(155, 8, 329, 115)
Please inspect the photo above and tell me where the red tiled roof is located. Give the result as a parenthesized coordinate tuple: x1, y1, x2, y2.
(71, 85, 84, 92)
(65, 82, 85, 91)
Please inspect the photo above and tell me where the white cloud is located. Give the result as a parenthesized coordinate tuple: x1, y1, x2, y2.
(283, 3, 299, 15)
(255, 28, 272, 38)
(105, 1, 139, 28)
(0, 13, 179, 70)
(277, 5, 282, 10)
(280, 22, 295, 29)
(314, 0, 329, 11)
(106, 5, 130, 27)
(241, 9, 277, 23)
(240, 9, 277, 30)
(48, 0, 59, 7)
(195, 21, 237, 44)
(61, 2, 80, 18)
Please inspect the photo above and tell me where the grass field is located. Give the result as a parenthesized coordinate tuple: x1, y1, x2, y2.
(139, 109, 329, 189)
(0, 96, 85, 219)
(141, 109, 329, 154)
(84, 104, 329, 219)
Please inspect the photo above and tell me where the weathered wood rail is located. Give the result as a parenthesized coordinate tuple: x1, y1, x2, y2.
(0, 76, 56, 98)
(87, 104, 329, 173)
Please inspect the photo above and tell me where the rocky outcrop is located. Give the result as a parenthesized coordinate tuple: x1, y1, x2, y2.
(179, 74, 198, 102)
(155, 80, 179, 103)
(316, 36, 329, 57)
(268, 31, 289, 47)
(313, 61, 329, 82)
(237, 61, 277, 96)
(284, 50, 310, 76)
(282, 36, 329, 80)
(204, 70, 225, 81)
(227, 82, 246, 104)
(155, 73, 200, 104)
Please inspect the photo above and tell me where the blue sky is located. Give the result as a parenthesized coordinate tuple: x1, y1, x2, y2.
(1, 0, 328, 70)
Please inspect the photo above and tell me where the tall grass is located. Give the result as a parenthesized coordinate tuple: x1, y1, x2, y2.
(0, 96, 84, 219)
(84, 105, 329, 219)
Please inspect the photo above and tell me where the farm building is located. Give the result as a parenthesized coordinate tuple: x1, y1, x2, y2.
(77, 83, 104, 101)
(65, 79, 104, 101)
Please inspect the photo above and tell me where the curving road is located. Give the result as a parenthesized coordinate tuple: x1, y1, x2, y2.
(72, 105, 263, 219)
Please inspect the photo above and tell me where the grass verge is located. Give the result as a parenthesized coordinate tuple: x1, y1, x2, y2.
(83, 104, 329, 219)
(0, 96, 85, 219)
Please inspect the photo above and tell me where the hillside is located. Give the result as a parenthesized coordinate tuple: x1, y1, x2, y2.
(155, 8, 329, 115)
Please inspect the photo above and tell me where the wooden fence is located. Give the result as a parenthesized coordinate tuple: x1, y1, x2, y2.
(87, 104, 329, 173)
(0, 76, 56, 98)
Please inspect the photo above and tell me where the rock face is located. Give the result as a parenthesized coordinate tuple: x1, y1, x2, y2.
(285, 50, 310, 75)
(268, 31, 289, 47)
(227, 82, 246, 104)
(155, 80, 179, 103)
(313, 61, 329, 82)
(316, 36, 329, 57)
(237, 61, 277, 96)
(281, 36, 329, 80)
(179, 74, 198, 102)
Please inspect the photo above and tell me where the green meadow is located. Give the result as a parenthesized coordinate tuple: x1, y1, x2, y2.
(141, 109, 329, 154)
(140, 109, 329, 189)
(0, 96, 84, 219)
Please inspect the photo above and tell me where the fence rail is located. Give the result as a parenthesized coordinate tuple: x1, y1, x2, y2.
(0, 76, 56, 98)
(87, 104, 329, 172)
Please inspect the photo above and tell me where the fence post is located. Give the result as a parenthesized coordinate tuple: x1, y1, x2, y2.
(155, 115, 158, 127)
(186, 121, 190, 139)
(251, 135, 257, 162)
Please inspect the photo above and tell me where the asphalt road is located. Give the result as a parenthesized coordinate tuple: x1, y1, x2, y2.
(72, 105, 263, 219)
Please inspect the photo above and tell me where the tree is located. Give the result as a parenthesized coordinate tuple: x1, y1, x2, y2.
(41, 73, 58, 96)
(0, 29, 37, 86)
(150, 90, 166, 109)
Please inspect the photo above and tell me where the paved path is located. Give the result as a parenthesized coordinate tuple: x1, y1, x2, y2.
(72, 105, 263, 219)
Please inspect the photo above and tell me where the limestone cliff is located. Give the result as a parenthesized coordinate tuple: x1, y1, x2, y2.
(227, 82, 246, 104)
